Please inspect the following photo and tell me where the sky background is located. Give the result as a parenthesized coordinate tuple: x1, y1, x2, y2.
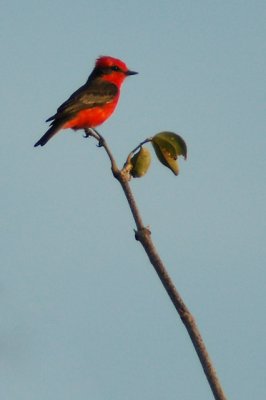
(1, 1, 265, 399)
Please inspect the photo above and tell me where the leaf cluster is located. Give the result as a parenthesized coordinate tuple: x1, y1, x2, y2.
(126, 131, 187, 178)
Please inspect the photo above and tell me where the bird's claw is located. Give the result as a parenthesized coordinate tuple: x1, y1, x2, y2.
(83, 129, 91, 138)
(97, 137, 104, 147)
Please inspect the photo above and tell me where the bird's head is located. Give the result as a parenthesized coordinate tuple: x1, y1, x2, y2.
(93, 56, 138, 86)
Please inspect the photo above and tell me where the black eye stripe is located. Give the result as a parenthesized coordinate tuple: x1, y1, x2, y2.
(93, 65, 123, 77)
(111, 65, 120, 72)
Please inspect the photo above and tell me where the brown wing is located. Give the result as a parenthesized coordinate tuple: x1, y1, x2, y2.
(46, 79, 118, 123)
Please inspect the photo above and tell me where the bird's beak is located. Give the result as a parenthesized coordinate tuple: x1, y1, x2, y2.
(126, 70, 138, 76)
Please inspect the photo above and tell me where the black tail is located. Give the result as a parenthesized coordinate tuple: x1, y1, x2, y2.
(34, 123, 63, 147)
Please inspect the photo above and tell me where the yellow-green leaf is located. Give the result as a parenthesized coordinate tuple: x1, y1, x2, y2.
(130, 147, 151, 178)
(152, 132, 187, 175)
(152, 141, 179, 175)
(153, 132, 187, 158)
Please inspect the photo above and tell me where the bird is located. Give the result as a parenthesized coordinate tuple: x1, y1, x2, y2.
(34, 56, 138, 147)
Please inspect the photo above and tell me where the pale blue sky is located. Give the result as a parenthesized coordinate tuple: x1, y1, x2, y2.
(1, 1, 266, 399)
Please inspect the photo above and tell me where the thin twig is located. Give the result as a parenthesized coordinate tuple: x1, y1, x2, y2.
(125, 137, 153, 165)
(84, 128, 119, 175)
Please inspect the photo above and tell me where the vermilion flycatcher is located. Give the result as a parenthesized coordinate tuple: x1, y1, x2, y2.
(34, 56, 138, 147)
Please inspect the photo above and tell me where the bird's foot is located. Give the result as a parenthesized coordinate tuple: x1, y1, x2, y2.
(83, 128, 92, 138)
(97, 137, 104, 147)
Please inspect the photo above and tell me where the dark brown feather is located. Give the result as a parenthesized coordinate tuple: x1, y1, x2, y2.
(46, 79, 118, 124)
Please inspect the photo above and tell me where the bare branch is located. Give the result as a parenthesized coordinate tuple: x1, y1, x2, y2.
(86, 129, 227, 400)
(84, 128, 119, 176)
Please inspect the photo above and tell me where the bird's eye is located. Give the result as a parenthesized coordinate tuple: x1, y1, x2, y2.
(111, 65, 120, 72)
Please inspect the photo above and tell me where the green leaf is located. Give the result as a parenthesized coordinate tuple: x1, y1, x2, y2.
(130, 147, 151, 178)
(152, 132, 187, 175)
(153, 132, 187, 158)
